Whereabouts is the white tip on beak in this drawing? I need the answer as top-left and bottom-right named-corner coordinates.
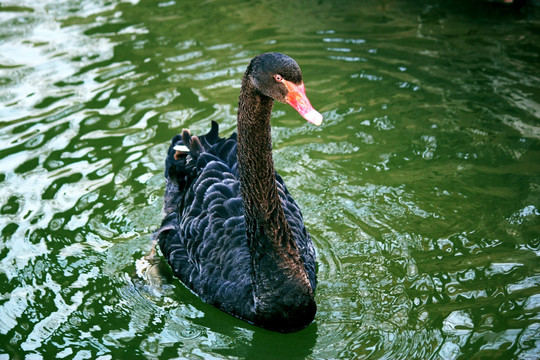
top-left (303, 109), bottom-right (323, 126)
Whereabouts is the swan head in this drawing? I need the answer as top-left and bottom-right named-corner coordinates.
top-left (247, 52), bottom-right (323, 126)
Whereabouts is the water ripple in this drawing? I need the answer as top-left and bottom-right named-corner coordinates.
top-left (1, 0), bottom-right (540, 359)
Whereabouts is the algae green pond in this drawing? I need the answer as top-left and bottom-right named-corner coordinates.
top-left (1, 0), bottom-right (539, 358)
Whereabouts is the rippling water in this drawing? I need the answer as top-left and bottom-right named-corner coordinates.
top-left (1, 0), bottom-right (539, 358)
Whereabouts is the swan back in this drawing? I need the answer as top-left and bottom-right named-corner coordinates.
top-left (157, 121), bottom-right (316, 327)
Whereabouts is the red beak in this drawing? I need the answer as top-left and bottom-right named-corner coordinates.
top-left (283, 80), bottom-right (323, 126)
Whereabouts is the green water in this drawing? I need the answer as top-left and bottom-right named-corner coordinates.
top-left (1, 0), bottom-right (539, 358)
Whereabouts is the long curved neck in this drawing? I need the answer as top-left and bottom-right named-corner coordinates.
top-left (236, 75), bottom-right (312, 311)
top-left (237, 75), bottom-right (292, 251)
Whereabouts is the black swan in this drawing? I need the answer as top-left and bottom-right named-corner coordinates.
top-left (156, 53), bottom-right (322, 333)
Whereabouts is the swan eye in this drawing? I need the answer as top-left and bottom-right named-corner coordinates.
top-left (274, 74), bottom-right (283, 82)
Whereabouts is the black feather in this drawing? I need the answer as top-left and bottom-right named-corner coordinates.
top-left (156, 53), bottom-right (318, 333)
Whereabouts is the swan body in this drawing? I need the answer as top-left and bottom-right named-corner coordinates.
top-left (156, 53), bottom-right (322, 332)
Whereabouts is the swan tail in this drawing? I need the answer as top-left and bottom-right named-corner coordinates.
top-left (163, 121), bottom-right (224, 214)
top-left (166, 122), bottom-right (222, 185)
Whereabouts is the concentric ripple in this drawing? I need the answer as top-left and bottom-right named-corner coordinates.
top-left (1, 0), bottom-right (539, 359)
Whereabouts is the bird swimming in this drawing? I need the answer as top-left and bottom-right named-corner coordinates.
top-left (155, 52), bottom-right (322, 332)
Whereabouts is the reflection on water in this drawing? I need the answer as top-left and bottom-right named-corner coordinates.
top-left (1, 0), bottom-right (539, 358)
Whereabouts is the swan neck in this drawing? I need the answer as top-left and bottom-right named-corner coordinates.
top-left (235, 73), bottom-right (315, 329)
top-left (236, 77), bottom-right (284, 240)
top-left (236, 76), bottom-right (308, 268)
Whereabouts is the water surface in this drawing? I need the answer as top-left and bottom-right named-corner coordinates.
top-left (1, 0), bottom-right (539, 358)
